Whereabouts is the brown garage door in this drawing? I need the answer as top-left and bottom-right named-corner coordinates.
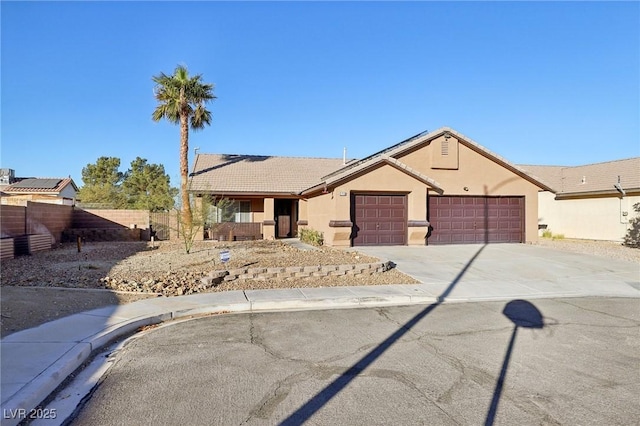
top-left (428, 196), bottom-right (524, 244)
top-left (352, 194), bottom-right (407, 246)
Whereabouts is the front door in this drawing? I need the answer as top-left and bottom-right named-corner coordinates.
top-left (275, 199), bottom-right (292, 238)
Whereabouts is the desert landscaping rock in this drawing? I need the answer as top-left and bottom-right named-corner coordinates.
top-left (534, 238), bottom-right (640, 263)
top-left (0, 240), bottom-right (417, 335)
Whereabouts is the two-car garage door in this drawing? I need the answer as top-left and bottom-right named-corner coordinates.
top-left (428, 196), bottom-right (524, 244)
top-left (352, 194), bottom-right (524, 246)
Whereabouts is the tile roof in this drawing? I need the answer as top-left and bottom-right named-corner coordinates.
top-left (3, 178), bottom-right (77, 194)
top-left (519, 157), bottom-right (640, 196)
top-left (190, 127), bottom-right (557, 195)
top-left (189, 154), bottom-right (346, 194)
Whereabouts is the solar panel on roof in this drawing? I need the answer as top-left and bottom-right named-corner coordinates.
top-left (11, 178), bottom-right (61, 189)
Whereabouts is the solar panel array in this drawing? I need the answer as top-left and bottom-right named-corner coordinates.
top-left (10, 178), bottom-right (62, 189)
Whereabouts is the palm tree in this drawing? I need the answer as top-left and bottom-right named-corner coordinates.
top-left (152, 65), bottom-right (216, 246)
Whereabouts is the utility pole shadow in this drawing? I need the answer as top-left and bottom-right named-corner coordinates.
top-left (484, 299), bottom-right (544, 426)
top-left (280, 243), bottom-right (487, 426)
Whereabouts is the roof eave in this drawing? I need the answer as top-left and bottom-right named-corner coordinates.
top-left (555, 188), bottom-right (640, 199)
top-left (189, 189), bottom-right (303, 198)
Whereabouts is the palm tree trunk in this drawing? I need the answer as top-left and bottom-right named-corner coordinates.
top-left (180, 112), bottom-right (192, 236)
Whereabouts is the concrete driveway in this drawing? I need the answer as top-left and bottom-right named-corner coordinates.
top-left (354, 244), bottom-right (640, 301)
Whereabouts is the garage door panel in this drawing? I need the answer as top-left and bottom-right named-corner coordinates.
top-left (377, 209), bottom-right (390, 218)
top-left (364, 209), bottom-right (377, 218)
top-left (362, 223), bottom-right (376, 231)
top-left (392, 222), bottom-right (405, 232)
top-left (378, 222), bottom-right (391, 231)
top-left (429, 196), bottom-right (523, 245)
top-left (486, 220), bottom-right (498, 229)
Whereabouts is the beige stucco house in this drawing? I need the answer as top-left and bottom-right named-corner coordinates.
top-left (0, 177), bottom-right (78, 206)
top-left (189, 127), bottom-right (553, 246)
top-left (520, 158), bottom-right (640, 242)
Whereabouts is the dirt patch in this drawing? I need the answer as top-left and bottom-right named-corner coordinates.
top-left (0, 240), bottom-right (415, 336)
top-left (0, 287), bottom-right (156, 337)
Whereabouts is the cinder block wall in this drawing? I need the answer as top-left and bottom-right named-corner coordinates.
top-left (0, 205), bottom-right (26, 237)
top-left (27, 202), bottom-right (73, 244)
top-left (72, 209), bottom-right (151, 240)
top-left (72, 209), bottom-right (149, 229)
top-left (0, 203), bottom-right (72, 245)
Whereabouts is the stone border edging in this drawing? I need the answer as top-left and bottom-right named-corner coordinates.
top-left (200, 261), bottom-right (394, 286)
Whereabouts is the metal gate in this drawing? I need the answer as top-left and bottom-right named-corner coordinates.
top-left (149, 212), bottom-right (171, 240)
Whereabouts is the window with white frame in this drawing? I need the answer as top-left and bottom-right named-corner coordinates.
top-left (211, 200), bottom-right (252, 223)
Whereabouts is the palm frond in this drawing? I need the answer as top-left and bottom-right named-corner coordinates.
top-left (191, 104), bottom-right (212, 130)
top-left (152, 64), bottom-right (215, 128)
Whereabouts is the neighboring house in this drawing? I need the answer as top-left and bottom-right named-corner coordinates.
top-left (0, 171), bottom-right (79, 206)
top-left (520, 158), bottom-right (640, 242)
top-left (189, 127), bottom-right (553, 247)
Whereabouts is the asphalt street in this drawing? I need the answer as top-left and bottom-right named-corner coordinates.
top-left (68, 297), bottom-right (640, 426)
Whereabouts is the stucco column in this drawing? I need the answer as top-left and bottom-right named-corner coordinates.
top-left (297, 199), bottom-right (308, 227)
top-left (408, 187), bottom-right (429, 245)
top-left (328, 190), bottom-right (352, 247)
top-left (263, 197), bottom-right (275, 240)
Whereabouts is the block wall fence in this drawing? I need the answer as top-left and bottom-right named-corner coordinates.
top-left (0, 204), bottom-right (174, 246)
top-left (0, 203), bottom-right (73, 244)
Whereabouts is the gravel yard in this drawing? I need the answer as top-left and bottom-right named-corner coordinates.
top-left (0, 239), bottom-right (416, 336)
top-left (534, 237), bottom-right (640, 263)
top-left (0, 239), bottom-right (416, 296)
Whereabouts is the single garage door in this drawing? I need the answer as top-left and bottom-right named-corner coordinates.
top-left (352, 194), bottom-right (407, 246)
top-left (428, 196), bottom-right (524, 244)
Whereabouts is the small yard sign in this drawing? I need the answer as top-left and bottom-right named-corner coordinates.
top-left (220, 249), bottom-right (230, 263)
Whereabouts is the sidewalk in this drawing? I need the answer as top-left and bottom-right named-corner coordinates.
top-left (2, 243), bottom-right (639, 426)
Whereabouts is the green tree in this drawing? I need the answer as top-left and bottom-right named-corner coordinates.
top-left (77, 156), bottom-right (126, 207)
top-left (151, 65), bottom-right (216, 251)
top-left (623, 202), bottom-right (640, 248)
top-left (122, 157), bottom-right (178, 211)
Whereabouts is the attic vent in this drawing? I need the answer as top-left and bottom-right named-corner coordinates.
top-left (441, 139), bottom-right (449, 156)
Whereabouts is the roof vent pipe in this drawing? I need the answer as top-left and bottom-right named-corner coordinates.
top-left (343, 147), bottom-right (347, 165)
top-left (615, 175), bottom-right (626, 197)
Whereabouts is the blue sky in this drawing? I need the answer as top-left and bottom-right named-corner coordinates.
top-left (2, 1), bottom-right (638, 188)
